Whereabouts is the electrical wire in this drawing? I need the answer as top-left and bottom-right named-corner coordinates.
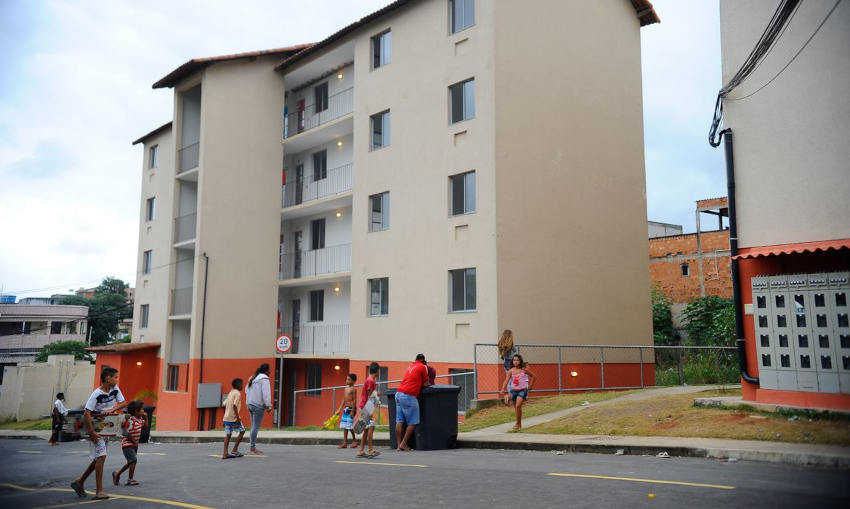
top-left (729, 0), bottom-right (843, 101)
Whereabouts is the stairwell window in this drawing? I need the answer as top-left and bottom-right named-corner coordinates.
top-left (371, 110), bottom-right (391, 149)
top-left (143, 250), bottom-right (152, 275)
top-left (450, 171), bottom-right (475, 215)
top-left (449, 78), bottom-right (475, 124)
top-left (372, 30), bottom-right (392, 69)
top-left (369, 192), bottom-right (390, 232)
top-left (450, 0), bottom-right (474, 34)
top-left (449, 267), bottom-right (476, 312)
top-left (149, 145), bottom-right (158, 169)
top-left (140, 304), bottom-right (149, 328)
top-left (368, 277), bottom-right (389, 316)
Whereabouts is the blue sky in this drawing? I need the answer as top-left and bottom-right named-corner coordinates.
top-left (0, 0), bottom-right (726, 298)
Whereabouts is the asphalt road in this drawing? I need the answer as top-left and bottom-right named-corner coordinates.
top-left (0, 439), bottom-right (847, 508)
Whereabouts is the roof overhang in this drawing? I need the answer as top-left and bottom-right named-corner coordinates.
top-left (132, 122), bottom-right (172, 146)
top-left (734, 239), bottom-right (850, 260)
top-left (86, 342), bottom-right (161, 354)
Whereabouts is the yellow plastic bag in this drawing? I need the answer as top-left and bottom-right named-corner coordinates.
top-left (322, 413), bottom-right (340, 430)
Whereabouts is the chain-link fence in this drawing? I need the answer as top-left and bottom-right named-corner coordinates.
top-left (473, 343), bottom-right (739, 400)
top-left (288, 372), bottom-right (474, 428)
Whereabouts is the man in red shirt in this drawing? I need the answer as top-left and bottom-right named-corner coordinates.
top-left (394, 354), bottom-right (431, 451)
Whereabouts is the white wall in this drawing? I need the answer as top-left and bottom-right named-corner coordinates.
top-left (282, 207), bottom-right (352, 253)
top-left (0, 356), bottom-right (95, 421)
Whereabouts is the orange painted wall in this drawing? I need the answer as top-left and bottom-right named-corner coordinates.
top-left (93, 349), bottom-right (158, 407)
top-left (738, 247), bottom-right (850, 410)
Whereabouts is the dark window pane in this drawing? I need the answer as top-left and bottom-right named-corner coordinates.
top-left (756, 296), bottom-right (766, 308)
top-left (451, 174), bottom-right (465, 215)
top-left (779, 334), bottom-right (788, 348)
top-left (821, 356), bottom-right (832, 370)
top-left (310, 290), bottom-right (324, 321)
top-left (841, 335), bottom-right (850, 348)
top-left (780, 354), bottom-right (790, 368)
top-left (819, 335), bottom-right (829, 348)
top-left (465, 268), bottom-right (476, 310)
top-left (798, 335), bottom-right (808, 348)
top-left (796, 315), bottom-right (806, 327)
top-left (451, 270), bottom-right (464, 311)
top-left (315, 83), bottom-right (328, 112)
top-left (836, 292), bottom-right (847, 307)
top-left (838, 314), bottom-right (849, 328)
top-left (760, 335), bottom-right (769, 347)
top-left (817, 314), bottom-right (828, 327)
top-left (775, 295), bottom-right (785, 308)
top-left (776, 315), bottom-right (786, 327)
top-left (313, 150), bottom-right (327, 180)
top-left (815, 294), bottom-right (825, 307)
top-left (762, 354), bottom-right (771, 367)
top-left (800, 355), bottom-right (811, 369)
top-left (450, 83), bottom-right (464, 123)
top-left (758, 315), bottom-right (768, 327)
top-left (843, 356), bottom-right (850, 370)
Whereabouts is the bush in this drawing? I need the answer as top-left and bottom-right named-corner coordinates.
top-left (651, 286), bottom-right (676, 345)
top-left (35, 340), bottom-right (92, 362)
top-left (682, 296), bottom-right (735, 347)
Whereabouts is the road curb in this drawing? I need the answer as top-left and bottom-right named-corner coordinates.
top-left (3, 432), bottom-right (847, 469)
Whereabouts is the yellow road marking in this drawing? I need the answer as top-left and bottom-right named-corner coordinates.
top-left (335, 460), bottom-right (427, 468)
top-left (547, 473), bottom-right (735, 490)
top-left (18, 450), bottom-right (43, 454)
top-left (0, 483), bottom-right (216, 508)
top-left (138, 452), bottom-right (166, 456)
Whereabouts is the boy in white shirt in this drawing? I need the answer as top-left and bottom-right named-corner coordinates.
top-left (71, 366), bottom-right (128, 500)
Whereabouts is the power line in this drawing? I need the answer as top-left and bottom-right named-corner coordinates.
top-left (729, 0), bottom-right (843, 101)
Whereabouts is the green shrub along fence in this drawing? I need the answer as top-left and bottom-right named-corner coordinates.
top-left (654, 347), bottom-right (739, 386)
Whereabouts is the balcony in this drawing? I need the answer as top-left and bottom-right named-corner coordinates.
top-left (174, 213), bottom-right (196, 244)
top-left (284, 87), bottom-right (353, 140)
top-left (177, 142), bottom-right (199, 175)
top-left (171, 287), bottom-right (192, 316)
top-left (278, 324), bottom-right (350, 355)
top-left (279, 243), bottom-right (351, 281)
top-left (283, 163), bottom-right (352, 209)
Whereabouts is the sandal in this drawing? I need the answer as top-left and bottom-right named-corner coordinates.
top-left (230, 452), bottom-right (244, 458)
top-left (112, 471), bottom-right (120, 486)
top-left (93, 494), bottom-right (110, 500)
top-left (367, 451), bottom-right (381, 458)
top-left (355, 452), bottom-right (369, 458)
top-left (126, 480), bottom-right (139, 486)
top-left (70, 481), bottom-right (86, 498)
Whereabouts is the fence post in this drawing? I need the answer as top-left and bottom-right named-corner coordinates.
top-left (557, 346), bottom-right (563, 395)
top-left (292, 393), bottom-right (297, 428)
top-left (473, 344), bottom-right (478, 402)
top-left (639, 347), bottom-right (644, 388)
top-left (600, 347), bottom-right (605, 389)
top-left (331, 387), bottom-right (336, 415)
top-left (678, 346), bottom-right (684, 385)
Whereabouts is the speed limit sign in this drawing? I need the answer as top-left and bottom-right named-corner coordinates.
top-left (275, 334), bottom-right (292, 354)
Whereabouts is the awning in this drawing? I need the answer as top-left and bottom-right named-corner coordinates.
top-left (86, 342), bottom-right (161, 353)
top-left (734, 238), bottom-right (850, 259)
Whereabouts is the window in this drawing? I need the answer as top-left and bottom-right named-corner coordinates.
top-left (369, 192), bottom-right (390, 232)
top-left (140, 304), bottom-right (149, 328)
top-left (310, 290), bottom-right (324, 322)
top-left (306, 363), bottom-right (322, 397)
top-left (167, 365), bottom-right (179, 391)
top-left (819, 335), bottom-right (829, 348)
top-left (760, 335), bottom-right (769, 347)
top-left (371, 110), bottom-right (390, 149)
top-left (821, 356), bottom-right (832, 370)
top-left (815, 294), bottom-right (825, 307)
top-left (372, 30), bottom-right (392, 68)
top-left (312, 150), bottom-right (327, 181)
top-left (780, 354), bottom-right (790, 368)
top-left (311, 219), bottom-right (325, 250)
top-left (837, 292), bottom-right (847, 307)
top-left (449, 267), bottom-right (476, 312)
top-left (149, 145), bottom-right (158, 169)
top-left (143, 250), bottom-right (152, 275)
top-left (450, 171), bottom-right (476, 215)
top-left (762, 354), bottom-right (771, 367)
top-left (146, 197), bottom-right (156, 222)
top-left (775, 295), bottom-right (785, 308)
top-left (368, 278), bottom-right (389, 316)
top-left (450, 0), bottom-right (474, 33)
top-left (798, 335), bottom-right (808, 348)
top-left (800, 355), bottom-right (811, 369)
top-left (680, 263), bottom-right (689, 277)
top-left (449, 78), bottom-right (475, 123)
top-left (778, 334), bottom-right (788, 348)
top-left (314, 82), bottom-right (328, 112)
top-left (50, 322), bottom-right (62, 334)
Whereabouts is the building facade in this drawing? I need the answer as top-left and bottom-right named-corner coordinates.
top-left (0, 303), bottom-right (89, 374)
top-left (125, 0), bottom-right (659, 430)
top-left (719, 0), bottom-right (850, 409)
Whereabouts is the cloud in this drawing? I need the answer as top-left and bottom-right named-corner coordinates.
top-left (3, 140), bottom-right (75, 179)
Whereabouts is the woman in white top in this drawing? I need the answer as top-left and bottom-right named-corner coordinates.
top-left (245, 363), bottom-right (272, 455)
top-left (48, 393), bottom-right (68, 445)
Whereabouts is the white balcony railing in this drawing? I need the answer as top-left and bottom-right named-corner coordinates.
top-left (279, 243), bottom-right (351, 281)
top-left (283, 87), bottom-right (354, 139)
top-left (282, 163), bottom-right (352, 208)
top-left (278, 324), bottom-right (349, 355)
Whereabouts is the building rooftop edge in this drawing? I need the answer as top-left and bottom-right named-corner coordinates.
top-left (132, 121), bottom-right (172, 146)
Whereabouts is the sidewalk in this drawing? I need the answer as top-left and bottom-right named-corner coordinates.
top-left (3, 385), bottom-right (848, 469)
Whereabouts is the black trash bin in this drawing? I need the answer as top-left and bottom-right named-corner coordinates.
top-left (387, 385), bottom-right (460, 450)
top-left (140, 406), bottom-right (155, 443)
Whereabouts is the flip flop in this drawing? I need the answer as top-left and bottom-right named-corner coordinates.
top-left (355, 452), bottom-right (368, 458)
top-left (222, 454), bottom-right (237, 459)
top-left (230, 452), bottom-right (244, 458)
top-left (367, 451), bottom-right (381, 458)
top-left (126, 480), bottom-right (139, 486)
top-left (70, 481), bottom-right (86, 498)
top-left (112, 471), bottom-right (120, 486)
top-left (93, 494), bottom-right (110, 500)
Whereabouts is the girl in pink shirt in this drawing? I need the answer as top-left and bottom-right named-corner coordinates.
top-left (499, 354), bottom-right (535, 430)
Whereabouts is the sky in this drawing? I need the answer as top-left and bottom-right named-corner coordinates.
top-left (0, 0), bottom-right (726, 299)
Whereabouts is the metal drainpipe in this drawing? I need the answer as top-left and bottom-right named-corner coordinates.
top-left (200, 252), bottom-right (209, 384)
top-left (723, 129), bottom-right (759, 384)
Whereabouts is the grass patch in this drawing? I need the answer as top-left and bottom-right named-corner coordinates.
top-left (0, 418), bottom-right (52, 430)
top-left (524, 389), bottom-right (850, 445)
top-left (459, 391), bottom-right (636, 432)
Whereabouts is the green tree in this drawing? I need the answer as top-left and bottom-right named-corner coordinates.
top-left (651, 286), bottom-right (676, 345)
top-left (681, 296), bottom-right (735, 346)
top-left (35, 340), bottom-right (92, 362)
top-left (58, 277), bottom-right (130, 346)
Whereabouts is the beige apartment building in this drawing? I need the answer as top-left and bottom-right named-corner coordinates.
top-left (716, 0), bottom-right (850, 410)
top-left (125, 0), bottom-right (658, 430)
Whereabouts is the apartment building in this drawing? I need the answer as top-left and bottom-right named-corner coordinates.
top-left (124, 0), bottom-right (658, 430)
top-left (0, 303), bottom-right (89, 370)
top-left (717, 0), bottom-right (850, 409)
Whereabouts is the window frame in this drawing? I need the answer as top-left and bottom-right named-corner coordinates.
top-left (143, 250), bottom-right (152, 275)
top-left (368, 192), bottom-right (390, 232)
top-left (166, 364), bottom-right (179, 391)
top-left (312, 150), bottom-right (327, 181)
top-left (370, 110), bottom-right (391, 150)
top-left (309, 290), bottom-right (324, 322)
top-left (449, 0), bottom-right (475, 34)
top-left (146, 197), bottom-right (156, 222)
top-left (149, 145), bottom-right (159, 169)
top-left (371, 29), bottom-right (392, 69)
top-left (450, 170), bottom-right (476, 216)
top-left (314, 82), bottom-right (329, 112)
top-left (140, 304), bottom-right (149, 328)
top-left (449, 78), bottom-right (475, 124)
top-left (368, 277), bottom-right (389, 317)
top-left (681, 263), bottom-right (690, 277)
top-left (449, 267), bottom-right (477, 312)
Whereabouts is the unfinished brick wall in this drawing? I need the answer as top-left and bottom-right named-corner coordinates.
top-left (649, 230), bottom-right (732, 303)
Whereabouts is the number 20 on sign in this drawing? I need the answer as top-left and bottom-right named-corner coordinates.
top-left (276, 334), bottom-right (292, 354)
